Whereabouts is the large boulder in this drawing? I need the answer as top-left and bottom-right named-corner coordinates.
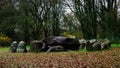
top-left (79, 39), bottom-right (87, 49)
top-left (42, 36), bottom-right (80, 51)
top-left (30, 40), bottom-right (43, 52)
top-left (10, 41), bottom-right (18, 53)
top-left (17, 41), bottom-right (27, 53)
top-left (86, 39), bottom-right (97, 51)
top-left (62, 38), bottom-right (80, 50)
top-left (100, 39), bottom-right (111, 50)
top-left (42, 36), bottom-right (56, 46)
top-left (92, 41), bottom-right (101, 51)
top-left (47, 46), bottom-right (64, 52)
top-left (86, 39), bottom-right (111, 51)
top-left (42, 36), bottom-right (56, 51)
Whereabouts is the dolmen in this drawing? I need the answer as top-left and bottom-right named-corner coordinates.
top-left (42, 36), bottom-right (80, 52)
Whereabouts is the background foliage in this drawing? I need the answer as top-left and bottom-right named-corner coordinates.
top-left (0, 0), bottom-right (120, 44)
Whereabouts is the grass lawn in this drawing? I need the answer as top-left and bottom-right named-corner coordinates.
top-left (111, 43), bottom-right (120, 47)
top-left (0, 45), bottom-right (30, 52)
top-left (0, 46), bottom-right (9, 52)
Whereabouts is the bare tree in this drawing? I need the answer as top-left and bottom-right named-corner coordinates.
top-left (67, 0), bottom-right (98, 39)
top-left (66, 0), bottom-right (119, 41)
top-left (50, 0), bottom-right (65, 36)
top-left (25, 0), bottom-right (52, 39)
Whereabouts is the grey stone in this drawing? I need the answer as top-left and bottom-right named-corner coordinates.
top-left (10, 41), bottom-right (18, 53)
top-left (79, 39), bottom-right (87, 49)
top-left (30, 40), bottom-right (43, 52)
top-left (86, 39), bottom-right (97, 51)
top-left (89, 39), bottom-right (97, 44)
top-left (17, 41), bottom-right (27, 53)
top-left (92, 41), bottom-right (101, 51)
top-left (101, 39), bottom-right (111, 50)
top-left (86, 39), bottom-right (111, 51)
top-left (47, 46), bottom-right (64, 52)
